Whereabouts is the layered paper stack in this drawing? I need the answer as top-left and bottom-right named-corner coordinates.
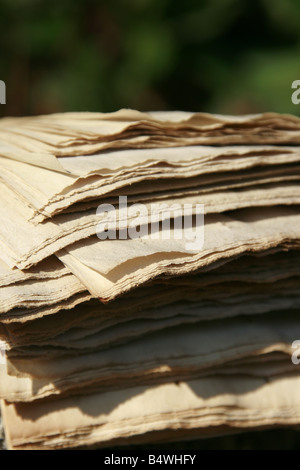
top-left (0, 110), bottom-right (300, 449)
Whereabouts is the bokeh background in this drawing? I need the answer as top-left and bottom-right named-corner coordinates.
top-left (1, 0), bottom-right (300, 117)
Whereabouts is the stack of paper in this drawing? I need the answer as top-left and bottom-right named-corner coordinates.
top-left (0, 109), bottom-right (300, 450)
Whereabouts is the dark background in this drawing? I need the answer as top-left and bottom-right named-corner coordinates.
top-left (1, 0), bottom-right (300, 117)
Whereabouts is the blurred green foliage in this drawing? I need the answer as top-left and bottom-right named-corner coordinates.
top-left (1, 0), bottom-right (300, 116)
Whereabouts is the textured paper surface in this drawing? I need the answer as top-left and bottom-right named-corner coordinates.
top-left (2, 310), bottom-right (300, 402)
top-left (1, 109), bottom-right (300, 450)
top-left (3, 373), bottom-right (300, 449)
top-left (58, 207), bottom-right (300, 300)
